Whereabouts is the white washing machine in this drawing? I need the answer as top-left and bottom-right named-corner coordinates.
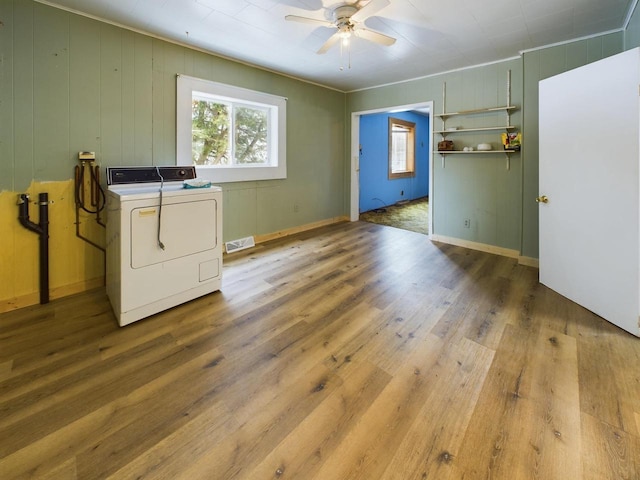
top-left (106, 166), bottom-right (222, 326)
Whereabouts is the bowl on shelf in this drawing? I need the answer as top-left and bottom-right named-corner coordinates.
top-left (477, 143), bottom-right (492, 151)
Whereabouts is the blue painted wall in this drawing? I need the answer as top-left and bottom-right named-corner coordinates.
top-left (359, 111), bottom-right (429, 213)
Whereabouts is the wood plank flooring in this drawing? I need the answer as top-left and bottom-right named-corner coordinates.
top-left (1, 221), bottom-right (639, 479)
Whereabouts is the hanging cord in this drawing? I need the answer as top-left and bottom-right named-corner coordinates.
top-left (156, 166), bottom-right (166, 250)
top-left (92, 166), bottom-right (106, 227)
top-left (75, 163), bottom-right (106, 214)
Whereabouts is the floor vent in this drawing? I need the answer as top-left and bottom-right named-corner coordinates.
top-left (225, 236), bottom-right (255, 254)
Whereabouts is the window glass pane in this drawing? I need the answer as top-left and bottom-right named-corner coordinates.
top-left (235, 105), bottom-right (269, 165)
top-left (388, 118), bottom-right (415, 179)
top-left (191, 97), bottom-right (231, 165)
top-left (391, 130), bottom-right (408, 172)
top-left (178, 75), bottom-right (287, 182)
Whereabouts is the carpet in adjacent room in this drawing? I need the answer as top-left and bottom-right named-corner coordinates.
top-left (359, 196), bottom-right (429, 235)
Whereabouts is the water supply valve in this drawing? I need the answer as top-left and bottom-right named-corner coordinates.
top-left (78, 151), bottom-right (96, 162)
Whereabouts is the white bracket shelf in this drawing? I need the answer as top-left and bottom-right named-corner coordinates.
top-left (436, 150), bottom-right (520, 170)
top-left (435, 125), bottom-right (518, 136)
top-left (434, 105), bottom-right (518, 118)
top-left (436, 70), bottom-right (519, 171)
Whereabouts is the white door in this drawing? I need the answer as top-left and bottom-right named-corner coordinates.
top-left (538, 48), bottom-right (640, 337)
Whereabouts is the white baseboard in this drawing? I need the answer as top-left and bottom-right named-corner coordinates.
top-left (430, 234), bottom-right (540, 269)
top-left (429, 234), bottom-right (519, 259)
top-left (518, 256), bottom-right (540, 268)
top-left (232, 216), bottom-right (350, 251)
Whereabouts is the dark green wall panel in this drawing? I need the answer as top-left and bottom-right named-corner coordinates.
top-left (2, 0), bottom-right (346, 244)
top-left (33, 3), bottom-right (70, 181)
top-left (69, 15), bottom-right (101, 161)
top-left (602, 33), bottom-right (624, 56)
top-left (133, 34), bottom-right (153, 165)
top-left (626, 3), bottom-right (640, 49)
top-left (565, 42), bottom-right (588, 71)
top-left (120, 30), bottom-right (136, 166)
top-left (2, 0), bottom-right (638, 262)
top-left (0, 0), bottom-right (14, 190)
top-left (160, 43), bottom-right (184, 165)
top-left (100, 24), bottom-right (124, 165)
top-left (12, 0), bottom-right (34, 190)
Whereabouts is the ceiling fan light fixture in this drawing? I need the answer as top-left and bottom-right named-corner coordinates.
top-left (286, 0), bottom-right (395, 62)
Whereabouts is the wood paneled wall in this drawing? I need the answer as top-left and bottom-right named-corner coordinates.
top-left (0, 1), bottom-right (346, 309)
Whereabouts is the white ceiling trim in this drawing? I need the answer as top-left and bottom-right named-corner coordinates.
top-left (518, 28), bottom-right (625, 56)
top-left (33, 0), bottom-right (346, 93)
top-left (347, 55), bottom-right (522, 94)
top-left (32, 0), bottom-right (638, 92)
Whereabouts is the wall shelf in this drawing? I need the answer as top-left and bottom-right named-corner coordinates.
top-left (435, 70), bottom-right (520, 171)
top-left (437, 149), bottom-right (519, 154)
top-left (434, 105), bottom-right (518, 118)
top-left (436, 149), bottom-right (519, 170)
top-left (435, 125), bottom-right (517, 136)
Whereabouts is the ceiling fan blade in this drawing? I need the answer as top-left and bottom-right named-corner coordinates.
top-left (317, 32), bottom-right (342, 54)
top-left (285, 15), bottom-right (333, 27)
top-left (354, 27), bottom-right (396, 46)
top-left (351, 0), bottom-right (391, 22)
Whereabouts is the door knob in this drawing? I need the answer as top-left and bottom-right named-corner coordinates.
top-left (536, 195), bottom-right (549, 204)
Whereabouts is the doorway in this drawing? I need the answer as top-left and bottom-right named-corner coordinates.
top-left (350, 101), bottom-right (434, 237)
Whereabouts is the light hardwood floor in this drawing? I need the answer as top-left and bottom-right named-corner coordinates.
top-left (1, 221), bottom-right (639, 479)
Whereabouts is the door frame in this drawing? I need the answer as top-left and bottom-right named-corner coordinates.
top-left (350, 100), bottom-right (434, 237)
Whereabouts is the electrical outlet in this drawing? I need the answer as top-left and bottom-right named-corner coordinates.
top-left (293, 204), bottom-right (299, 213)
top-left (464, 219), bottom-right (471, 228)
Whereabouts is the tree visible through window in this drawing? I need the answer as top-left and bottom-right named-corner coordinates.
top-left (235, 106), bottom-right (268, 164)
top-left (177, 74), bottom-right (287, 183)
top-left (389, 118), bottom-right (416, 179)
top-left (192, 99), bottom-right (229, 165)
top-left (191, 96), bottom-right (268, 166)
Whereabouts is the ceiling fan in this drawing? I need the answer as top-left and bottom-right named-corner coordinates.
top-left (285, 0), bottom-right (396, 54)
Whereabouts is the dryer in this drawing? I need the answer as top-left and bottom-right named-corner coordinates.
top-left (106, 166), bottom-right (222, 326)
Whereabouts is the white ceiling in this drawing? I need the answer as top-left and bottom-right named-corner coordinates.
top-left (39, 0), bottom-right (635, 91)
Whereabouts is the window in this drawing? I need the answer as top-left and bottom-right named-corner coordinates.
top-left (388, 118), bottom-right (416, 179)
top-left (177, 75), bottom-right (286, 183)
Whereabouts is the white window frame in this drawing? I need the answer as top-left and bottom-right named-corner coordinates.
top-left (177, 74), bottom-right (287, 183)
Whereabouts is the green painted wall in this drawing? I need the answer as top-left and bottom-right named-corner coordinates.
top-left (626, 1), bottom-right (640, 49)
top-left (0, 0), bottom-right (347, 242)
top-left (348, 59), bottom-right (523, 252)
top-left (347, 29), bottom-right (628, 259)
top-left (1, 0), bottom-right (638, 296)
